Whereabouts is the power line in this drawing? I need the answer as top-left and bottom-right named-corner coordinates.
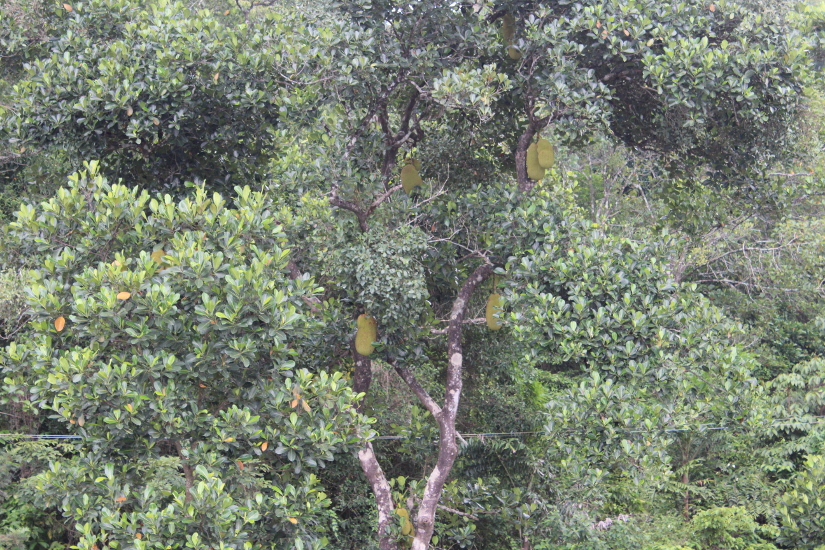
top-left (0, 434), bottom-right (81, 439)
top-left (3, 416), bottom-right (824, 442)
top-left (376, 415), bottom-right (825, 440)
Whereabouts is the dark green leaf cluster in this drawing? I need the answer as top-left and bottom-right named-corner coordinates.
top-left (0, 162), bottom-right (371, 549)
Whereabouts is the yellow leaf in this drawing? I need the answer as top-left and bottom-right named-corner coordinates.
top-left (290, 399), bottom-right (298, 408)
top-left (126, 106), bottom-right (133, 116)
top-left (63, 3), bottom-right (72, 11)
top-left (151, 249), bottom-right (165, 264)
top-left (223, 437), bottom-right (234, 442)
top-left (213, 72), bottom-right (220, 83)
top-left (125, 404), bottom-right (133, 413)
top-left (709, 3), bottom-right (716, 11)
top-left (77, 415), bottom-right (85, 426)
top-left (54, 316), bottom-right (66, 331)
top-left (261, 441), bottom-right (268, 451)
top-left (117, 291), bottom-right (131, 300)
top-left (301, 399), bottom-right (311, 412)
top-left (116, 496), bottom-right (127, 503)
top-left (646, 38), bottom-right (655, 46)
top-left (135, 533), bottom-right (142, 540)
top-left (288, 518), bottom-right (298, 524)
top-left (224, 9), bottom-right (230, 15)
top-left (69, 418), bottom-right (76, 424)
top-left (152, 117), bottom-right (160, 125)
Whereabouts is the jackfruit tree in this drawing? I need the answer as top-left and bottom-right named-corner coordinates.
top-left (0, 0), bottom-right (821, 549)
top-left (268, 1), bottom-right (811, 548)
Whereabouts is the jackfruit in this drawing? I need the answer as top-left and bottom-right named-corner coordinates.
top-left (355, 314), bottom-right (377, 355)
top-left (537, 138), bottom-right (555, 168)
top-left (526, 142), bottom-right (545, 180)
top-left (401, 164), bottom-right (423, 194)
top-left (486, 293), bottom-right (503, 330)
top-left (501, 13), bottom-right (516, 42)
top-left (406, 157), bottom-right (422, 172)
top-left (507, 45), bottom-right (522, 60)
top-left (396, 508), bottom-right (415, 542)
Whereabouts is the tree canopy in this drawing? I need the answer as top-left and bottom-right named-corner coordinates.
top-left (1, 0), bottom-right (825, 549)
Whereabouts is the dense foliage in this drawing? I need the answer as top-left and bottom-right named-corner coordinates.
top-left (1, 0), bottom-right (825, 549)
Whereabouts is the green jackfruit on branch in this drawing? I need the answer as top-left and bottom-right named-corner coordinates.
top-left (537, 138), bottom-right (555, 168)
top-left (401, 163), bottom-right (423, 194)
top-left (486, 293), bottom-right (503, 330)
top-left (355, 314), bottom-right (377, 355)
top-left (501, 13), bottom-right (515, 42)
top-left (501, 13), bottom-right (521, 60)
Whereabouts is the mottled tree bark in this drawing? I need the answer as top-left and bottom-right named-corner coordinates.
top-left (359, 439), bottom-right (399, 550)
top-left (410, 263), bottom-right (494, 550)
top-left (353, 344), bottom-right (399, 550)
top-left (515, 126), bottom-right (537, 193)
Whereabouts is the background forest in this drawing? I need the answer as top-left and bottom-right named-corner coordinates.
top-left (2, 0), bottom-right (825, 549)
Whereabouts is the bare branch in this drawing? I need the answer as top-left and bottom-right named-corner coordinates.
top-left (366, 184), bottom-right (404, 218)
top-left (437, 504), bottom-right (479, 521)
top-left (393, 361), bottom-right (442, 418)
top-left (430, 317), bottom-right (487, 334)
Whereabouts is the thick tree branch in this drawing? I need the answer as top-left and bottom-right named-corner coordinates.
top-left (351, 345), bottom-right (373, 414)
top-left (411, 262), bottom-right (494, 550)
top-left (366, 184), bottom-right (404, 218)
top-left (174, 440), bottom-right (195, 503)
top-left (358, 441), bottom-right (399, 550)
top-left (393, 89), bottom-right (420, 145)
top-left (345, 78), bottom-right (405, 159)
top-left (352, 346), bottom-right (397, 550)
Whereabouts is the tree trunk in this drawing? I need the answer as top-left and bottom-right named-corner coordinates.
top-left (359, 440), bottom-right (399, 550)
top-left (352, 344), bottom-right (399, 550)
top-left (410, 263), bottom-right (494, 550)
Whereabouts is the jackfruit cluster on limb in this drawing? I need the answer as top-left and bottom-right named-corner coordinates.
top-left (524, 137), bottom-right (556, 182)
top-left (400, 158), bottom-right (423, 193)
top-left (355, 314), bottom-right (377, 355)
